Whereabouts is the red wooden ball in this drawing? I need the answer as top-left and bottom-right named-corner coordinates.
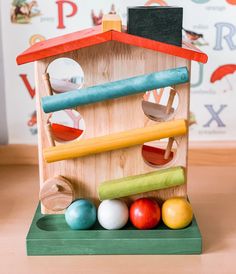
top-left (129, 198), bottom-right (161, 229)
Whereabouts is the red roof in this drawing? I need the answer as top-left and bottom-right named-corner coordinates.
top-left (16, 26), bottom-right (208, 65)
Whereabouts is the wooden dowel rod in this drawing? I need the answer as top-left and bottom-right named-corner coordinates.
top-left (42, 67), bottom-right (189, 113)
top-left (42, 73), bottom-right (53, 96)
top-left (166, 89), bottom-right (176, 114)
top-left (164, 137), bottom-right (175, 160)
top-left (98, 166), bottom-right (185, 200)
top-left (164, 89), bottom-right (177, 160)
top-left (43, 119), bottom-right (187, 163)
top-left (45, 123), bottom-right (55, 147)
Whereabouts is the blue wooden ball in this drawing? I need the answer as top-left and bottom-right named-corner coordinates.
top-left (65, 199), bottom-right (96, 230)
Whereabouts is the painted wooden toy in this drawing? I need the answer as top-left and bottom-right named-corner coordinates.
top-left (130, 198), bottom-right (161, 229)
top-left (65, 199), bottom-right (97, 230)
top-left (98, 199), bottom-right (129, 230)
top-left (162, 197), bottom-right (193, 229)
top-left (17, 6), bottom-right (208, 255)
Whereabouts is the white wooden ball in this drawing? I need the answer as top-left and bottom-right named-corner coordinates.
top-left (98, 199), bottom-right (129, 230)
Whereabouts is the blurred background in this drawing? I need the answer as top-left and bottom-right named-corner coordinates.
top-left (0, 0), bottom-right (235, 145)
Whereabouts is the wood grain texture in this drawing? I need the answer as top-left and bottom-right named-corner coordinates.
top-left (0, 144), bottom-right (38, 165)
top-left (35, 42), bottom-right (191, 213)
top-left (127, 6), bottom-right (183, 46)
top-left (26, 203), bottom-right (202, 255)
top-left (1, 142), bottom-right (234, 166)
top-left (42, 73), bottom-right (53, 96)
top-left (164, 137), bottom-right (175, 160)
top-left (45, 123), bottom-right (55, 147)
top-left (39, 176), bottom-right (75, 212)
top-left (16, 26), bottom-right (208, 65)
top-left (166, 89), bottom-right (177, 114)
top-left (43, 119), bottom-right (187, 163)
top-left (41, 67), bottom-right (189, 113)
top-left (2, 164), bottom-right (236, 272)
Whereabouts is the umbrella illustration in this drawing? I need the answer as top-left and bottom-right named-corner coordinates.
top-left (210, 64), bottom-right (236, 91)
top-left (226, 0), bottom-right (236, 5)
top-left (145, 0), bottom-right (167, 6)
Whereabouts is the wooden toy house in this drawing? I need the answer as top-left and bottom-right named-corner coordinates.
top-left (17, 12), bottom-right (207, 255)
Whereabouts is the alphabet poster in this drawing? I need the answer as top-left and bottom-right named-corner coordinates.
top-left (0, 0), bottom-right (236, 143)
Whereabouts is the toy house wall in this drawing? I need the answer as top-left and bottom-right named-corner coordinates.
top-left (35, 41), bottom-right (191, 214)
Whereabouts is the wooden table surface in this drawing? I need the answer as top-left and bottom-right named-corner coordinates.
top-left (0, 165), bottom-right (235, 274)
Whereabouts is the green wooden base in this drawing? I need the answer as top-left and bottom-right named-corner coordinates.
top-left (26, 204), bottom-right (202, 255)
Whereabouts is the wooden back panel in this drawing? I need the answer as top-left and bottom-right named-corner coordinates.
top-left (35, 41), bottom-right (190, 214)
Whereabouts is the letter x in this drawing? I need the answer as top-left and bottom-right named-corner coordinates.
top-left (203, 104), bottom-right (227, 127)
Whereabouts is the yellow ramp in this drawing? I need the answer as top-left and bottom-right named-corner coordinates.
top-left (43, 119), bottom-right (187, 163)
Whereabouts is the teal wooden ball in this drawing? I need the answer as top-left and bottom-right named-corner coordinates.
top-left (65, 199), bottom-right (97, 230)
